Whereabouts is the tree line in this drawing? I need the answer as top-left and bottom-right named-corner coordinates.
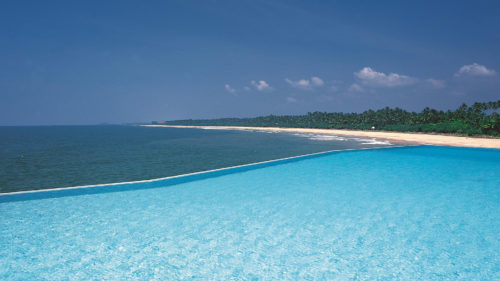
top-left (155, 100), bottom-right (500, 136)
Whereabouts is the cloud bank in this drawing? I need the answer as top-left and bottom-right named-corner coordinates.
top-left (455, 63), bottom-right (496, 77)
top-left (225, 62), bottom-right (496, 98)
top-left (285, 76), bottom-right (324, 90)
top-left (355, 67), bottom-right (417, 87)
top-left (224, 84), bottom-right (236, 94)
top-left (251, 80), bottom-right (273, 92)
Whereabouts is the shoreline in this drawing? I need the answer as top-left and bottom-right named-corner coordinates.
top-left (143, 125), bottom-right (500, 149)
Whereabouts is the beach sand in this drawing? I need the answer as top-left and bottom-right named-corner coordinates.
top-left (143, 125), bottom-right (500, 149)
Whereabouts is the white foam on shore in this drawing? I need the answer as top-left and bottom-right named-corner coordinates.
top-left (253, 130), bottom-right (279, 134)
top-left (291, 133), bottom-right (347, 141)
top-left (288, 132), bottom-right (392, 145)
top-left (353, 138), bottom-right (393, 145)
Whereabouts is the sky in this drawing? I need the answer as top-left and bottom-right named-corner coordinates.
top-left (1, 0), bottom-right (500, 125)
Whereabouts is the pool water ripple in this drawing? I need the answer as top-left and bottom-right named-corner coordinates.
top-left (1, 146), bottom-right (499, 280)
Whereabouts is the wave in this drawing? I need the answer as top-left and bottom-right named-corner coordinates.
top-left (291, 133), bottom-right (348, 141)
top-left (201, 127), bottom-right (392, 145)
top-left (290, 133), bottom-right (392, 145)
top-left (352, 138), bottom-right (392, 145)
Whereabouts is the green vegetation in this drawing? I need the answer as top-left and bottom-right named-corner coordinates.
top-left (156, 100), bottom-right (500, 136)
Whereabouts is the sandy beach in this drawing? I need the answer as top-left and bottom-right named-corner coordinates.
top-left (143, 125), bottom-right (500, 149)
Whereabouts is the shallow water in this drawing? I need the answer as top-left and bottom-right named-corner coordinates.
top-left (1, 146), bottom-right (498, 280)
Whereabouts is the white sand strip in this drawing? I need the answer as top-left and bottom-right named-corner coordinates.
top-left (144, 125), bottom-right (500, 149)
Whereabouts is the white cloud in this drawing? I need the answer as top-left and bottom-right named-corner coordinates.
top-left (426, 79), bottom-right (446, 89)
top-left (224, 84), bottom-right (236, 94)
top-left (455, 63), bottom-right (496, 77)
top-left (251, 80), bottom-right (273, 92)
top-left (285, 76), bottom-right (324, 90)
top-left (286, 97), bottom-right (298, 103)
top-left (348, 83), bottom-right (364, 92)
top-left (354, 67), bottom-right (417, 87)
top-left (243, 86), bottom-right (251, 91)
top-left (311, 76), bottom-right (324, 86)
top-left (285, 78), bottom-right (310, 89)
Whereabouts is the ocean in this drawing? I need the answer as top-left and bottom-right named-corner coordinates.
top-left (0, 125), bottom-right (391, 193)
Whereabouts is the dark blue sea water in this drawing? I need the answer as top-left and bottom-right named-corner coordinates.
top-left (0, 125), bottom-right (392, 193)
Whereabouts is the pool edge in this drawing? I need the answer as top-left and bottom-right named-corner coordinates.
top-left (0, 145), bottom-right (421, 202)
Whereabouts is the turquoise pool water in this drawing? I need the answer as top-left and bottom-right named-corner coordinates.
top-left (1, 146), bottom-right (499, 280)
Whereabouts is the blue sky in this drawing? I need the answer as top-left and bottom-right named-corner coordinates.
top-left (1, 0), bottom-right (499, 125)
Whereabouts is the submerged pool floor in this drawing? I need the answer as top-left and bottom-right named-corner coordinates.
top-left (1, 146), bottom-right (499, 280)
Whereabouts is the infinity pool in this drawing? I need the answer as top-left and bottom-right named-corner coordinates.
top-left (1, 146), bottom-right (499, 280)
